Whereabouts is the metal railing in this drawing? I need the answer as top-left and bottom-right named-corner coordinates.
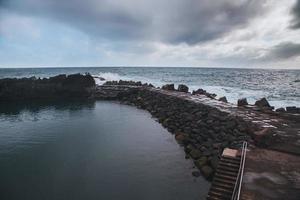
top-left (231, 141), bottom-right (248, 200)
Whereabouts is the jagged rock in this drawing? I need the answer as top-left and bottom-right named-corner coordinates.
top-left (162, 84), bottom-right (175, 91)
top-left (237, 98), bottom-right (248, 106)
top-left (192, 88), bottom-right (216, 99)
top-left (276, 107), bottom-right (285, 112)
top-left (177, 84), bottom-right (189, 93)
top-left (218, 96), bottom-right (228, 103)
top-left (192, 88), bottom-right (206, 95)
top-left (286, 106), bottom-right (300, 113)
top-left (0, 74), bottom-right (95, 101)
top-left (255, 98), bottom-right (271, 108)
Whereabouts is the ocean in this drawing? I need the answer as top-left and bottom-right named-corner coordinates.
top-left (0, 67), bottom-right (299, 199)
top-left (0, 67), bottom-right (299, 108)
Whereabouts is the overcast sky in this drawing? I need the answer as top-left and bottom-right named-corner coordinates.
top-left (0, 0), bottom-right (300, 68)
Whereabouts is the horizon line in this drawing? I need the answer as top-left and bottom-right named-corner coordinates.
top-left (0, 65), bottom-right (299, 70)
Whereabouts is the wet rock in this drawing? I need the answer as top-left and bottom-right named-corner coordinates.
top-left (192, 88), bottom-right (216, 99)
top-left (194, 156), bottom-right (208, 169)
top-left (175, 132), bottom-right (189, 144)
top-left (192, 171), bottom-right (201, 177)
top-left (177, 84), bottom-right (189, 93)
top-left (210, 156), bottom-right (219, 170)
top-left (255, 98), bottom-right (271, 108)
top-left (162, 84), bottom-right (175, 91)
top-left (200, 165), bottom-right (213, 179)
top-left (192, 88), bottom-right (206, 95)
top-left (189, 149), bottom-right (202, 159)
top-left (276, 107), bottom-right (286, 112)
top-left (218, 96), bottom-right (228, 103)
top-left (286, 106), bottom-right (300, 113)
top-left (237, 98), bottom-right (248, 106)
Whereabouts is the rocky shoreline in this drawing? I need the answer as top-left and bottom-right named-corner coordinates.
top-left (0, 74), bottom-right (95, 101)
top-left (1, 75), bottom-right (299, 181)
top-left (94, 80), bottom-right (300, 180)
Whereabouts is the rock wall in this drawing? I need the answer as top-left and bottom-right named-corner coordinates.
top-left (94, 84), bottom-right (257, 180)
top-left (0, 74), bottom-right (95, 101)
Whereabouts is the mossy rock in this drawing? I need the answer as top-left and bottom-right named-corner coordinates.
top-left (189, 149), bottom-right (202, 159)
top-left (194, 156), bottom-right (208, 169)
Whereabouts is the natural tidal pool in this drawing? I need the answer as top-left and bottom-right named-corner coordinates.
top-left (0, 101), bottom-right (209, 200)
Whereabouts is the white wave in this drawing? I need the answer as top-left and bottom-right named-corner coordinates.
top-left (93, 72), bottom-right (129, 85)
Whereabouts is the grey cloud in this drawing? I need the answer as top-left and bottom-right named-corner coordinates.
top-left (217, 42), bottom-right (300, 66)
top-left (1, 0), bottom-right (267, 45)
top-left (265, 42), bottom-right (300, 60)
top-left (291, 0), bottom-right (300, 29)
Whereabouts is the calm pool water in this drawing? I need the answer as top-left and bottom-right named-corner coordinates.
top-left (0, 101), bottom-right (209, 200)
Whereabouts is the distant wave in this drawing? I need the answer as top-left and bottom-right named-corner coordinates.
top-left (93, 72), bottom-right (128, 85)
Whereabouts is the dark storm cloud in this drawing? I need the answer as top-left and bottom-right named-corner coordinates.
top-left (1, 0), bottom-right (267, 45)
top-left (266, 42), bottom-right (300, 60)
top-left (291, 0), bottom-right (300, 28)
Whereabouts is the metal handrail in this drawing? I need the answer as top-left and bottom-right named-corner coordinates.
top-left (231, 141), bottom-right (248, 200)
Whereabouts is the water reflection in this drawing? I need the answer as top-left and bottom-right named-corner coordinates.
top-left (0, 101), bottom-right (209, 200)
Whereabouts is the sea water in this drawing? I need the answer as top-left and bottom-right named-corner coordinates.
top-left (0, 67), bottom-right (299, 108)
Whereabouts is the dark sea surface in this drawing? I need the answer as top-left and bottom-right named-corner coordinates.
top-left (0, 67), bottom-right (299, 108)
top-left (0, 101), bottom-right (209, 200)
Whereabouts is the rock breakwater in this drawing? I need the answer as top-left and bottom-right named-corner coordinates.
top-left (94, 80), bottom-right (300, 180)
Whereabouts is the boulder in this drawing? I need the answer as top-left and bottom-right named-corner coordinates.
top-left (286, 106), bottom-right (300, 113)
top-left (200, 165), bottom-right (213, 179)
top-left (192, 88), bottom-right (206, 95)
top-left (237, 98), bottom-right (248, 106)
top-left (218, 96), bottom-right (228, 103)
top-left (175, 132), bottom-right (188, 144)
top-left (177, 84), bottom-right (189, 93)
top-left (189, 149), bottom-right (202, 159)
top-left (162, 84), bottom-right (175, 91)
top-left (194, 156), bottom-right (208, 169)
top-left (192, 88), bottom-right (216, 99)
top-left (275, 107), bottom-right (285, 112)
top-left (255, 98), bottom-right (271, 108)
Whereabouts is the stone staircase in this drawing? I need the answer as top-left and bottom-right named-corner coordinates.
top-left (207, 155), bottom-right (241, 200)
top-left (207, 143), bottom-right (247, 200)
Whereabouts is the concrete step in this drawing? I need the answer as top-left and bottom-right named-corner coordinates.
top-left (215, 168), bottom-right (238, 177)
top-left (214, 173), bottom-right (237, 181)
top-left (217, 165), bottom-right (239, 173)
top-left (207, 190), bottom-right (232, 200)
top-left (211, 181), bottom-right (235, 190)
top-left (221, 157), bottom-right (241, 164)
top-left (218, 161), bottom-right (240, 168)
top-left (213, 177), bottom-right (236, 186)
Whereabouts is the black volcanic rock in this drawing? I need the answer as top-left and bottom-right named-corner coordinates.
top-left (177, 84), bottom-right (189, 93)
top-left (192, 88), bottom-right (216, 99)
top-left (218, 96), bottom-right (228, 103)
top-left (162, 84), bottom-right (175, 91)
top-left (286, 106), bottom-right (300, 113)
top-left (255, 98), bottom-right (271, 108)
top-left (237, 98), bottom-right (248, 106)
top-left (0, 73), bottom-right (95, 101)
